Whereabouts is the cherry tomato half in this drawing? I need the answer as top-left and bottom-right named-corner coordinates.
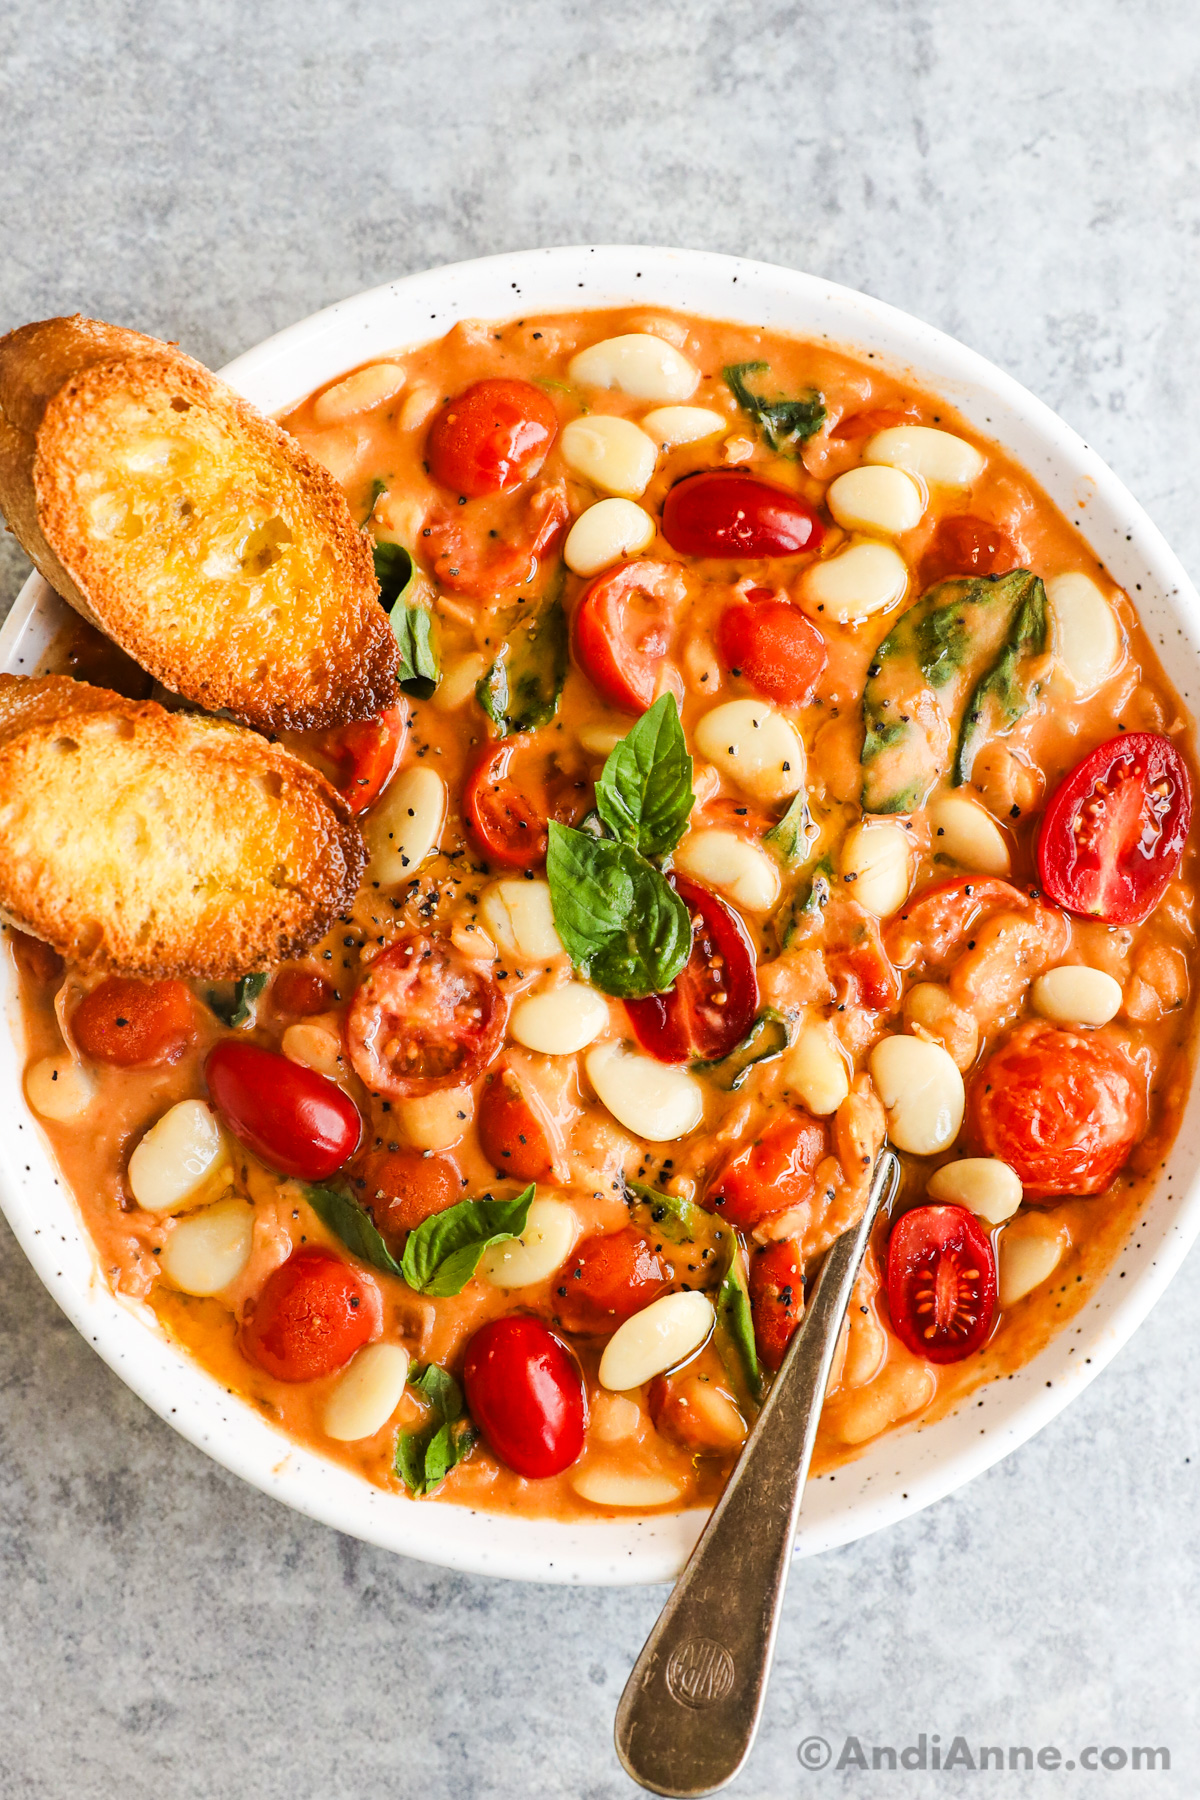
top-left (462, 736), bottom-right (588, 869)
top-left (426, 378), bottom-right (558, 497)
top-left (552, 1226), bottom-right (670, 1335)
top-left (205, 1040), bottom-right (362, 1180)
top-left (310, 705), bottom-right (407, 815)
top-left (626, 876), bottom-right (759, 1065)
top-left (462, 1314), bottom-right (587, 1479)
top-left (271, 967), bottom-right (336, 1017)
top-left (704, 1109), bottom-right (828, 1231)
top-left (918, 515), bottom-right (1017, 590)
top-left (749, 1239), bottom-right (804, 1371)
top-left (426, 484), bottom-right (569, 597)
top-left (1036, 731), bottom-right (1192, 925)
top-left (968, 1020), bottom-right (1145, 1198)
top-left (886, 1204), bottom-right (996, 1364)
top-left (73, 978), bottom-right (194, 1067)
top-left (346, 934), bottom-right (506, 1099)
top-left (717, 592), bottom-right (827, 705)
top-left (357, 1148), bottom-right (463, 1250)
top-left (241, 1247), bottom-right (381, 1382)
top-left (661, 472), bottom-right (825, 561)
top-left (571, 560), bottom-right (686, 714)
top-left (477, 1063), bottom-right (556, 1182)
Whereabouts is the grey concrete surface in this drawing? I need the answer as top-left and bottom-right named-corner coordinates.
top-left (2, 2), bottom-right (1199, 1795)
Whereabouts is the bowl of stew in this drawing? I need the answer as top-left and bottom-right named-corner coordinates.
top-left (2, 244), bottom-right (1199, 1586)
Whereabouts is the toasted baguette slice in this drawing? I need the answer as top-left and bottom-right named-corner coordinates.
top-left (0, 316), bottom-right (397, 731)
top-left (0, 675), bottom-right (365, 978)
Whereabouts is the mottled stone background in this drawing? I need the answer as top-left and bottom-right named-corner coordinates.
top-left (1, 3), bottom-right (1198, 1795)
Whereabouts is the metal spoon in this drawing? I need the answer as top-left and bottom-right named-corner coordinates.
top-left (614, 1148), bottom-right (900, 1798)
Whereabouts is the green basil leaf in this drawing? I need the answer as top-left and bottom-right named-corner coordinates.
top-left (207, 971), bottom-right (268, 1027)
top-left (400, 1185), bottom-right (536, 1297)
top-left (694, 1007), bottom-right (791, 1091)
top-left (778, 855), bottom-right (835, 950)
top-left (763, 790), bottom-right (812, 866)
top-left (394, 1363), bottom-right (477, 1496)
top-left (304, 1184), bottom-right (403, 1279)
top-left (374, 540), bottom-right (415, 606)
top-left (594, 693), bottom-right (694, 857)
top-left (953, 578), bottom-right (1048, 786)
top-left (724, 362), bottom-right (826, 453)
top-left (476, 596), bottom-right (568, 736)
top-left (411, 1361), bottom-right (464, 1423)
top-left (390, 601), bottom-right (440, 700)
top-left (625, 1178), bottom-right (701, 1244)
top-left (717, 1250), bottom-right (762, 1400)
top-left (546, 823), bottom-right (692, 999)
top-left (394, 1428), bottom-right (429, 1495)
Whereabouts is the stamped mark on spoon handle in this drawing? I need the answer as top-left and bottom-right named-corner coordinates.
top-left (614, 1150), bottom-right (899, 1799)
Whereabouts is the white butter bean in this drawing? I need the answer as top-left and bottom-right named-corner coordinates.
top-left (561, 415), bottom-right (658, 497)
top-left (672, 828), bottom-right (781, 913)
top-left (480, 1198), bottom-right (580, 1288)
top-left (865, 425), bottom-right (985, 488)
top-left (129, 1100), bottom-right (231, 1214)
top-left (563, 498), bottom-right (656, 577)
top-left (1032, 965), bottom-right (1122, 1028)
top-left (572, 1466), bottom-right (682, 1508)
top-left (25, 1055), bottom-right (96, 1123)
top-left (784, 1019), bottom-right (850, 1116)
top-left (641, 405), bottom-right (727, 447)
top-left (802, 540), bottom-right (909, 622)
top-left (313, 362), bottom-right (406, 426)
top-left (479, 878), bottom-right (565, 962)
top-left (162, 1198), bottom-right (255, 1296)
top-left (324, 1343), bottom-right (411, 1442)
top-left (927, 1157), bottom-right (1022, 1225)
top-left (1047, 572), bottom-right (1123, 694)
top-left (590, 1393), bottom-right (643, 1444)
top-left (509, 983), bottom-right (609, 1054)
top-left (598, 1290), bottom-right (715, 1391)
top-left (432, 651), bottom-right (489, 712)
top-left (840, 820), bottom-right (912, 917)
top-left (281, 1022), bottom-right (345, 1081)
top-left (366, 764), bottom-right (446, 886)
top-left (569, 334), bottom-right (699, 402)
top-left (827, 465), bottom-right (924, 536)
top-left (927, 792), bottom-right (1011, 875)
top-left (393, 1087), bottom-right (473, 1152)
top-left (585, 1041), bottom-right (704, 1142)
top-left (693, 699), bottom-right (804, 801)
top-left (577, 717), bottom-right (628, 755)
top-left (836, 1360), bottom-right (935, 1445)
top-left (869, 1036), bottom-right (965, 1156)
top-left (999, 1228), bottom-right (1065, 1306)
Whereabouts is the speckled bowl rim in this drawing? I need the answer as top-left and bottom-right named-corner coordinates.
top-left (2, 244), bottom-right (1199, 1587)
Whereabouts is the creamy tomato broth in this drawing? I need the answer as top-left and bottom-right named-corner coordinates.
top-left (15, 305), bottom-right (1198, 1520)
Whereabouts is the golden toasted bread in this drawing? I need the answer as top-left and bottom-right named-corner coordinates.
top-left (0, 674), bottom-right (365, 978)
top-left (0, 316), bottom-right (397, 731)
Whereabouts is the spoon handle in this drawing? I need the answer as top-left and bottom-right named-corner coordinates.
top-left (614, 1150), bottom-right (899, 1799)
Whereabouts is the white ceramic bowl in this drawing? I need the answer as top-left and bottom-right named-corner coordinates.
top-left (2, 246), bottom-right (1199, 1586)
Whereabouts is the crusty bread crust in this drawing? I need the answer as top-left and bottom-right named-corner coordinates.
top-left (0, 316), bottom-right (398, 731)
top-left (0, 674), bottom-right (366, 979)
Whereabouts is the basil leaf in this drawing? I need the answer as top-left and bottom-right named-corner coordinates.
top-left (304, 1184), bottom-right (403, 1279)
top-left (391, 602), bottom-right (440, 700)
top-left (594, 693), bottom-right (694, 858)
top-left (694, 1007), bottom-right (791, 1091)
top-left (476, 596), bottom-right (568, 736)
top-left (207, 971), bottom-right (268, 1027)
top-left (374, 541), bottom-right (416, 607)
top-left (546, 823), bottom-right (692, 999)
top-left (625, 1178), bottom-right (700, 1244)
top-left (400, 1185), bottom-right (536, 1297)
top-left (411, 1361), bottom-right (464, 1421)
top-left (763, 790), bottom-right (812, 866)
top-left (395, 1363), bottom-right (478, 1497)
top-left (724, 362), bottom-right (826, 453)
top-left (717, 1250), bottom-right (762, 1400)
top-left (779, 855), bottom-right (835, 950)
top-left (953, 578), bottom-right (1048, 786)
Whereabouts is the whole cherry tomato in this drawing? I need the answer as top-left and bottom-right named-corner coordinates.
top-left (477, 1063), bottom-right (557, 1182)
top-left (205, 1040), bottom-right (362, 1180)
top-left (346, 934), bottom-right (506, 1099)
top-left (462, 1314), bottom-right (587, 1478)
top-left (1036, 731), bottom-right (1192, 925)
top-left (704, 1109), bottom-right (828, 1231)
top-left (749, 1239), bottom-right (804, 1371)
top-left (241, 1247), bottom-right (381, 1382)
top-left (271, 967), bottom-right (336, 1017)
top-left (661, 472), bottom-right (825, 560)
top-left (968, 1020), bottom-right (1145, 1198)
top-left (310, 705), bottom-right (407, 814)
top-left (357, 1148), bottom-right (463, 1249)
top-left (918, 515), bottom-right (1017, 589)
top-left (552, 1226), bottom-right (670, 1335)
top-left (886, 1204), bottom-right (996, 1364)
top-left (626, 877), bottom-right (758, 1064)
top-left (426, 378), bottom-right (558, 497)
top-left (717, 592), bottom-right (827, 705)
top-left (571, 561), bottom-right (686, 714)
top-left (73, 978), bottom-right (194, 1067)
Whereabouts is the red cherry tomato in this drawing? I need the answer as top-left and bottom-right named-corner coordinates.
top-left (831, 406), bottom-right (918, 441)
top-left (626, 877), bottom-right (759, 1065)
top-left (241, 1247), bottom-right (381, 1382)
top-left (552, 1226), bottom-right (670, 1335)
top-left (661, 472), bottom-right (825, 560)
top-left (310, 705), bottom-right (407, 814)
top-left (968, 1020), bottom-right (1145, 1198)
top-left (571, 561), bottom-right (686, 714)
top-left (462, 1314), bottom-right (587, 1479)
top-left (346, 934), bottom-right (505, 1099)
top-left (886, 1204), bottom-right (996, 1364)
top-left (704, 1110), bottom-right (828, 1231)
top-left (884, 876), bottom-right (1067, 977)
top-left (477, 1063), bottom-right (556, 1182)
top-left (918, 515), bottom-right (1017, 589)
top-left (357, 1148), bottom-right (463, 1249)
top-left (426, 484), bottom-right (568, 597)
top-left (717, 594), bottom-right (827, 705)
top-left (73, 978), bottom-right (194, 1067)
top-left (271, 967), bottom-right (336, 1017)
top-left (1036, 732), bottom-right (1192, 925)
top-left (821, 900), bottom-right (902, 1012)
top-left (749, 1239), bottom-right (804, 1371)
top-left (9, 929), bottom-right (63, 986)
top-left (205, 1040), bottom-right (362, 1180)
top-left (426, 378), bottom-right (558, 497)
